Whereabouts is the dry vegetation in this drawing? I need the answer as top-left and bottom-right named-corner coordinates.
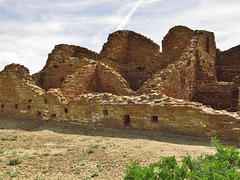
top-left (0, 118), bottom-right (238, 180)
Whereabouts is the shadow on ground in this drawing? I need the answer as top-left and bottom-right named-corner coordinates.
top-left (0, 118), bottom-right (238, 147)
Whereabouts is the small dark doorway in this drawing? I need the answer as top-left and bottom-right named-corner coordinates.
top-left (37, 111), bottom-right (41, 117)
top-left (124, 115), bottom-right (130, 127)
top-left (15, 104), bottom-right (18, 110)
top-left (64, 108), bottom-right (68, 114)
top-left (27, 105), bottom-right (31, 110)
top-left (103, 110), bottom-right (108, 116)
top-left (60, 77), bottom-right (64, 83)
top-left (151, 116), bottom-right (158, 123)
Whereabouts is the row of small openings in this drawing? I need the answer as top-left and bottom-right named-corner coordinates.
top-left (103, 110), bottom-right (159, 126)
top-left (36, 108), bottom-right (68, 118)
top-left (50, 108), bottom-right (68, 119)
top-left (1, 104), bottom-right (31, 111)
top-left (123, 115), bottom-right (158, 127)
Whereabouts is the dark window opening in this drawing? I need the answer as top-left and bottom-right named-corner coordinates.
top-left (51, 114), bottom-right (56, 118)
top-left (67, 64), bottom-right (72, 66)
top-left (210, 63), bottom-right (213, 67)
top-left (206, 36), bottom-right (210, 53)
top-left (44, 99), bottom-right (48, 104)
top-left (137, 66), bottom-right (146, 71)
top-left (103, 110), bottom-right (108, 116)
top-left (152, 116), bottom-right (158, 123)
top-left (37, 111), bottom-right (41, 117)
top-left (15, 104), bottom-right (18, 110)
top-left (124, 115), bottom-right (130, 127)
top-left (54, 65), bottom-right (58, 68)
top-left (60, 78), bottom-right (64, 83)
top-left (1, 104), bottom-right (4, 108)
top-left (27, 105), bottom-right (31, 110)
top-left (29, 99), bottom-right (32, 103)
top-left (64, 108), bottom-right (68, 114)
top-left (203, 59), bottom-right (205, 63)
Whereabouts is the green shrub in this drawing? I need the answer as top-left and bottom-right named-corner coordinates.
top-left (124, 137), bottom-right (240, 180)
top-left (8, 158), bottom-right (21, 166)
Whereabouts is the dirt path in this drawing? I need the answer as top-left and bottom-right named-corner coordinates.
top-left (0, 118), bottom-right (238, 179)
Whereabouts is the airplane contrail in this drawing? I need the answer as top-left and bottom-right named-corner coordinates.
top-left (117, 0), bottom-right (143, 30)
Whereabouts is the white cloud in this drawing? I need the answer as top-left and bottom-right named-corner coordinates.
top-left (117, 0), bottom-right (143, 30)
top-left (0, 0), bottom-right (239, 74)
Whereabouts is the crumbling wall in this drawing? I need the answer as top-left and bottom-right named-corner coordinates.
top-left (0, 63), bottom-right (69, 120)
top-left (61, 64), bottom-right (98, 100)
top-left (195, 82), bottom-right (238, 111)
top-left (100, 30), bottom-right (160, 91)
top-left (96, 62), bottom-right (134, 95)
top-left (193, 31), bottom-right (239, 111)
top-left (194, 30), bottom-right (216, 83)
top-left (162, 26), bottom-right (195, 63)
top-left (1, 71), bottom-right (240, 141)
top-left (45, 44), bottom-right (99, 67)
top-left (216, 45), bottom-right (240, 82)
top-left (32, 44), bottom-right (99, 90)
top-left (137, 35), bottom-right (199, 101)
top-left (1, 26), bottom-right (240, 141)
top-left (61, 62), bottom-right (134, 100)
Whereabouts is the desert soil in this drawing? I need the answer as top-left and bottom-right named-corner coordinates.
top-left (0, 118), bottom-right (238, 180)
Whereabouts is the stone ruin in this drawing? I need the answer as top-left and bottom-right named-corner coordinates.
top-left (1, 25), bottom-right (240, 140)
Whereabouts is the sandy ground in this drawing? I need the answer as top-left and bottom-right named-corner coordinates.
top-left (0, 118), bottom-right (238, 180)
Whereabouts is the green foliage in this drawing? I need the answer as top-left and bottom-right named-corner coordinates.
top-left (87, 149), bottom-right (95, 154)
top-left (8, 158), bottom-right (21, 166)
top-left (67, 148), bottom-right (78, 151)
top-left (0, 136), bottom-right (18, 141)
top-left (91, 144), bottom-right (99, 149)
top-left (124, 137), bottom-right (240, 180)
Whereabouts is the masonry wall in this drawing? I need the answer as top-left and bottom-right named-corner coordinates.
top-left (216, 45), bottom-right (240, 82)
top-left (137, 35), bottom-right (199, 101)
top-left (100, 30), bottom-right (161, 91)
top-left (193, 32), bottom-right (239, 111)
top-left (195, 82), bottom-right (239, 111)
top-left (33, 44), bottom-right (99, 91)
top-left (1, 64), bottom-right (240, 141)
top-left (61, 62), bottom-right (133, 100)
top-left (162, 26), bottom-right (195, 63)
top-left (194, 31), bottom-right (216, 83)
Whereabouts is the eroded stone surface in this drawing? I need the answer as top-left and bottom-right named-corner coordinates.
top-left (1, 26), bottom-right (240, 141)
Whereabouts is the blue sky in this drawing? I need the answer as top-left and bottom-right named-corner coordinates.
top-left (0, 0), bottom-right (239, 74)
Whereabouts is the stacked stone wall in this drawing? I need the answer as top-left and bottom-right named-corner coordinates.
top-left (1, 26), bottom-right (240, 142)
top-left (61, 62), bottom-right (133, 100)
top-left (100, 30), bottom-right (160, 91)
top-left (162, 26), bottom-right (194, 63)
top-left (216, 45), bottom-right (240, 82)
top-left (138, 35), bottom-right (199, 100)
top-left (194, 31), bottom-right (216, 83)
top-left (32, 44), bottom-right (99, 90)
top-left (195, 82), bottom-right (239, 111)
